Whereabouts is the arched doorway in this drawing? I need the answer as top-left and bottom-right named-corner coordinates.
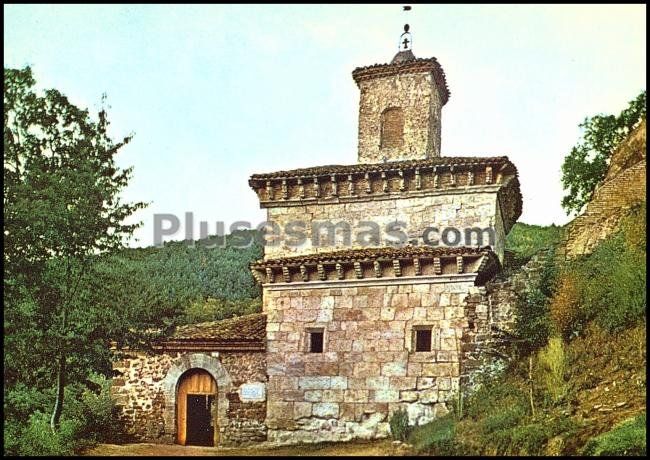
top-left (176, 368), bottom-right (218, 446)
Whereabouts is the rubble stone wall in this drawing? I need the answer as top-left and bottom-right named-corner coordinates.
top-left (111, 350), bottom-right (267, 446)
top-left (357, 72), bottom-right (442, 163)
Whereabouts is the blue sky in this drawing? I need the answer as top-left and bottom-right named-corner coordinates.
top-left (4, 4), bottom-right (646, 247)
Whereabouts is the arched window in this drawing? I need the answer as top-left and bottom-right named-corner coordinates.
top-left (380, 107), bottom-right (404, 149)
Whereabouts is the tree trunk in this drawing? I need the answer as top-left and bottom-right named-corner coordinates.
top-left (51, 286), bottom-right (68, 432)
top-left (50, 350), bottom-right (66, 431)
top-left (528, 356), bottom-right (536, 417)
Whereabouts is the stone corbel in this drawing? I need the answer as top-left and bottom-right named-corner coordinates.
top-left (298, 177), bottom-right (305, 199)
top-left (281, 179), bottom-right (288, 200)
top-left (335, 263), bottom-right (344, 280)
top-left (266, 180), bottom-right (274, 201)
top-left (354, 261), bottom-right (363, 279)
top-left (282, 266), bottom-right (290, 283)
top-left (373, 260), bottom-right (382, 278)
top-left (393, 259), bottom-right (402, 277)
top-left (313, 176), bottom-right (320, 198)
top-left (433, 257), bottom-right (441, 275)
top-left (330, 174), bottom-right (338, 197)
top-left (266, 267), bottom-right (274, 283)
top-left (413, 257), bottom-right (421, 275)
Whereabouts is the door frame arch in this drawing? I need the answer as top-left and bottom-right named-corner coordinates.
top-left (161, 353), bottom-right (232, 444)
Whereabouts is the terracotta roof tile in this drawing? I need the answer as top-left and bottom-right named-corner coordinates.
top-left (250, 156), bottom-right (512, 181)
top-left (251, 245), bottom-right (493, 267)
top-left (170, 313), bottom-right (266, 342)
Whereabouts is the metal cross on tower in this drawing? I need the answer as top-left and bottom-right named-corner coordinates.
top-left (398, 6), bottom-right (413, 51)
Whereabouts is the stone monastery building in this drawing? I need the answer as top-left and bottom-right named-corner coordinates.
top-left (111, 26), bottom-right (522, 447)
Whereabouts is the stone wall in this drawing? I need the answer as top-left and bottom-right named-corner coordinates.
top-left (264, 190), bottom-right (507, 262)
top-left (357, 72), bottom-right (442, 163)
top-left (460, 249), bottom-right (554, 389)
top-left (111, 350), bottom-right (267, 446)
top-left (561, 120), bottom-right (646, 259)
top-left (263, 277), bottom-right (487, 444)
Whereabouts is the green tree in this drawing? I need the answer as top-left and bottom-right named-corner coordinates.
top-left (561, 90), bottom-right (646, 215)
top-left (3, 66), bottom-right (147, 430)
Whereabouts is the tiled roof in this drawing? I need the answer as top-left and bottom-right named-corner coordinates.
top-left (391, 50), bottom-right (416, 64)
top-left (251, 245), bottom-right (493, 267)
top-left (352, 56), bottom-right (450, 105)
top-left (250, 246), bottom-right (501, 286)
top-left (170, 313), bottom-right (266, 342)
top-left (250, 156), bottom-right (512, 181)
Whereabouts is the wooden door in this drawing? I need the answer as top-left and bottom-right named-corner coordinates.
top-left (186, 394), bottom-right (214, 446)
top-left (176, 369), bottom-right (217, 446)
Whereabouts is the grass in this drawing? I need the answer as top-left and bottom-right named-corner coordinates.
top-left (408, 414), bottom-right (461, 454)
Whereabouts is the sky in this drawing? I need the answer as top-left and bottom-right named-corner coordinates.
top-left (4, 4), bottom-right (646, 247)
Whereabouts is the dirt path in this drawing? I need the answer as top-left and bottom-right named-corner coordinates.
top-left (83, 439), bottom-right (411, 456)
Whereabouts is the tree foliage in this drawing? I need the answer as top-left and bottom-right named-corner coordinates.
top-left (561, 90), bottom-right (646, 215)
top-left (4, 67), bottom-right (265, 450)
top-left (3, 66), bottom-right (149, 429)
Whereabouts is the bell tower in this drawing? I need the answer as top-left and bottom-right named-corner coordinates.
top-left (352, 24), bottom-right (450, 164)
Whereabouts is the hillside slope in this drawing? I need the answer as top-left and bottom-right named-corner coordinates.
top-left (407, 119), bottom-right (646, 456)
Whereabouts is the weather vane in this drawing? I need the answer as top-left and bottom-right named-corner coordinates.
top-left (399, 5), bottom-right (412, 51)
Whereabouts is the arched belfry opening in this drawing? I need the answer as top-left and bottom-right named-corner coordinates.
top-left (380, 107), bottom-right (405, 149)
top-left (176, 368), bottom-right (218, 446)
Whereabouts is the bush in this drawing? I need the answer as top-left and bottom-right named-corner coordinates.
top-left (582, 233), bottom-right (646, 332)
top-left (3, 383), bottom-right (55, 424)
top-left (3, 374), bottom-right (122, 456)
top-left (11, 412), bottom-right (81, 456)
top-left (388, 408), bottom-right (410, 442)
top-left (549, 273), bottom-right (584, 337)
top-left (61, 373), bottom-right (124, 444)
top-left (537, 337), bottom-right (568, 404)
top-left (547, 203), bottom-right (646, 337)
top-left (581, 413), bottom-right (646, 456)
top-left (514, 248), bottom-right (558, 352)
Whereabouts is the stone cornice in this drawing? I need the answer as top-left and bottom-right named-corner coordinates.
top-left (250, 246), bottom-right (500, 286)
top-left (261, 273), bottom-right (479, 291)
top-left (250, 156), bottom-right (511, 181)
top-left (248, 156), bottom-right (522, 233)
top-left (351, 57), bottom-right (450, 105)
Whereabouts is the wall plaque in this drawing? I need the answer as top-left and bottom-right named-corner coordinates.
top-left (239, 382), bottom-right (266, 402)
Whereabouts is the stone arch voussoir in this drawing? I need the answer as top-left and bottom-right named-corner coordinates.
top-left (161, 353), bottom-right (233, 443)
